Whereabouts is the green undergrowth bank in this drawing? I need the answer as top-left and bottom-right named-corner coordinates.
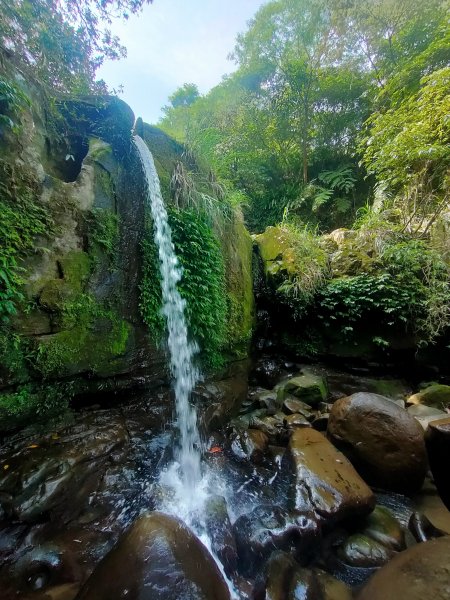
top-left (256, 218), bottom-right (450, 358)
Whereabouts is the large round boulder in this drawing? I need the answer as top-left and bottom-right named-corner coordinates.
top-left (327, 393), bottom-right (427, 493)
top-left (75, 512), bottom-right (230, 600)
top-left (357, 536), bottom-right (450, 600)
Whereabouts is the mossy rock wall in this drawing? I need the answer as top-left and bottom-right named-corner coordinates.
top-left (0, 61), bottom-right (168, 430)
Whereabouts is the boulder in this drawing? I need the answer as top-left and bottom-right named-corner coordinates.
top-left (408, 384), bottom-right (450, 410)
top-left (327, 393), bottom-right (427, 493)
top-left (280, 375), bottom-right (328, 407)
top-left (286, 428), bottom-right (374, 524)
top-left (230, 429), bottom-right (269, 464)
top-left (75, 512), bottom-right (230, 600)
top-left (233, 505), bottom-right (319, 575)
top-left (407, 404), bottom-right (447, 430)
top-left (338, 534), bottom-right (395, 568)
top-left (357, 536), bottom-right (450, 600)
top-left (359, 506), bottom-right (405, 551)
top-left (425, 417), bottom-right (450, 510)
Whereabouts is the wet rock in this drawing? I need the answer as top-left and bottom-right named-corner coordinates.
top-left (338, 534), bottom-right (395, 568)
top-left (75, 512), bottom-right (230, 600)
top-left (253, 357), bottom-right (283, 388)
top-left (0, 412), bottom-right (128, 522)
top-left (359, 506), bottom-right (405, 551)
top-left (286, 428), bottom-right (374, 524)
top-left (204, 496), bottom-right (238, 577)
top-left (282, 398), bottom-right (314, 419)
top-left (408, 404), bottom-right (447, 430)
top-left (283, 414), bottom-right (311, 429)
top-left (408, 384), bottom-right (450, 410)
top-left (280, 375), bottom-right (328, 407)
top-left (314, 569), bottom-right (352, 600)
top-left (425, 417), bottom-right (450, 510)
top-left (408, 512), bottom-right (447, 542)
top-left (356, 536), bottom-right (450, 600)
top-left (250, 414), bottom-right (286, 443)
top-left (230, 429), bottom-right (269, 464)
top-left (257, 390), bottom-right (281, 412)
top-left (288, 568), bottom-right (321, 599)
top-left (233, 505), bottom-right (319, 575)
top-left (327, 393), bottom-right (427, 493)
top-left (256, 550), bottom-right (298, 600)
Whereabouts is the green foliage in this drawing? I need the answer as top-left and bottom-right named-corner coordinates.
top-left (140, 208), bottom-right (227, 370)
top-left (315, 237), bottom-right (450, 346)
top-left (0, 0), bottom-right (153, 93)
top-left (0, 76), bottom-right (31, 131)
top-left (86, 208), bottom-right (120, 265)
top-left (0, 382), bottom-right (72, 431)
top-left (0, 160), bottom-right (51, 322)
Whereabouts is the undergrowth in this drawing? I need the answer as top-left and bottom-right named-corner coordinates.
top-left (140, 207), bottom-right (227, 370)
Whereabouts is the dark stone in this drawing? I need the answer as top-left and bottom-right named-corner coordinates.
top-left (75, 512), bottom-right (230, 600)
top-left (338, 533), bottom-right (395, 568)
top-left (253, 357), bottom-right (283, 388)
top-left (425, 417), bottom-right (450, 510)
top-left (408, 512), bottom-right (447, 542)
top-left (327, 393), bottom-right (427, 493)
top-left (233, 505), bottom-right (319, 575)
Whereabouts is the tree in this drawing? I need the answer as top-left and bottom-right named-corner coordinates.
top-left (168, 84), bottom-right (200, 108)
top-left (0, 0), bottom-right (153, 93)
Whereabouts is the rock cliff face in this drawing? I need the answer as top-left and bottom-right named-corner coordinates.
top-left (0, 59), bottom-right (254, 430)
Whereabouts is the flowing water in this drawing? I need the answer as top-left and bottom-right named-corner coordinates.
top-left (134, 135), bottom-right (202, 499)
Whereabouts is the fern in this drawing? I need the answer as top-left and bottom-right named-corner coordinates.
top-left (318, 165), bottom-right (356, 194)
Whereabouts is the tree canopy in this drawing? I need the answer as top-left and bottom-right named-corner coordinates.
top-left (159, 0), bottom-right (449, 233)
top-left (0, 0), bottom-right (153, 93)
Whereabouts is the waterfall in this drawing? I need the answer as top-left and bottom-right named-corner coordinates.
top-left (133, 135), bottom-right (202, 495)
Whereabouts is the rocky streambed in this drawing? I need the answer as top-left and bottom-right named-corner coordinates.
top-left (1, 358), bottom-right (450, 599)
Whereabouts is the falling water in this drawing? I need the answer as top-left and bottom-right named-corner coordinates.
top-left (133, 135), bottom-right (202, 495)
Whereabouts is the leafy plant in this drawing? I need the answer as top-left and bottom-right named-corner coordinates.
top-left (0, 160), bottom-right (51, 322)
top-left (0, 77), bottom-right (31, 131)
top-left (139, 207), bottom-right (227, 370)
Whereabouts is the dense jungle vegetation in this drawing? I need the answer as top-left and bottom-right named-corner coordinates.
top-left (0, 0), bottom-right (449, 428)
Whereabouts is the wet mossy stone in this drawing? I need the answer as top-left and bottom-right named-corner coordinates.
top-left (280, 374), bottom-right (328, 407)
top-left (254, 226), bottom-right (297, 277)
top-left (39, 279), bottom-right (77, 312)
top-left (338, 533), bottom-right (395, 568)
top-left (408, 384), bottom-right (450, 410)
top-left (58, 251), bottom-right (91, 291)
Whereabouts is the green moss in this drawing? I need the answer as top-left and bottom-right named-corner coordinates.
top-left (35, 294), bottom-right (131, 378)
top-left (222, 212), bottom-right (254, 357)
top-left (58, 250), bottom-right (91, 291)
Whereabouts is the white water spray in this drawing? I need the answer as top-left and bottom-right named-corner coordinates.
top-left (134, 135), bottom-right (202, 496)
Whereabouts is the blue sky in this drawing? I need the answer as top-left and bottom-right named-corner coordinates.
top-left (97, 0), bottom-right (266, 124)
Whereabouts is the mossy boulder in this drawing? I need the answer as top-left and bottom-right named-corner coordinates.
top-left (408, 384), bottom-right (450, 410)
top-left (254, 226), bottom-right (297, 277)
top-left (279, 374), bottom-right (328, 407)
